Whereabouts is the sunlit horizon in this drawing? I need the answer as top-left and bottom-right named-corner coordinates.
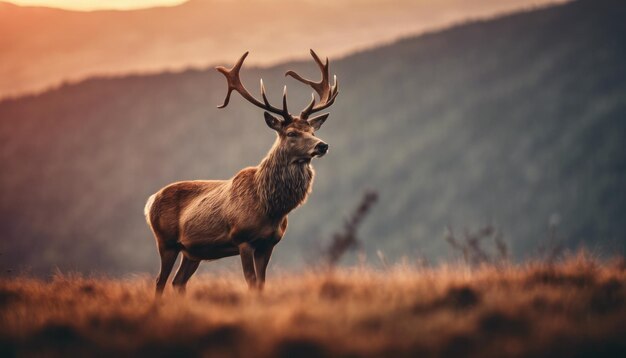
top-left (3, 0), bottom-right (569, 12)
top-left (3, 0), bottom-right (187, 11)
top-left (1, 0), bottom-right (569, 98)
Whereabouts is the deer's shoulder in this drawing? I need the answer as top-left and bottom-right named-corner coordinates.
top-left (231, 167), bottom-right (258, 188)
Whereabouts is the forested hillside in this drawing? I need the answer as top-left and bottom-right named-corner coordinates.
top-left (0, 0), bottom-right (624, 274)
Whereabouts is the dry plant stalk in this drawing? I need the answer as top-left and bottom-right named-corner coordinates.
top-left (323, 190), bottom-right (378, 267)
top-left (444, 224), bottom-right (509, 266)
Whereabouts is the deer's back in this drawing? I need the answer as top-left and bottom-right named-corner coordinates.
top-left (147, 168), bottom-right (287, 255)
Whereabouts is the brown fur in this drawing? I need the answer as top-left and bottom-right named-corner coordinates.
top-left (147, 50), bottom-right (337, 296)
top-left (146, 121), bottom-right (326, 295)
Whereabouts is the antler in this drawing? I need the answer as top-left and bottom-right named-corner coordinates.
top-left (216, 52), bottom-right (292, 122)
top-left (285, 49), bottom-right (339, 120)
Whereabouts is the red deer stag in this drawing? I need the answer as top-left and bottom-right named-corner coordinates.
top-left (145, 50), bottom-right (339, 296)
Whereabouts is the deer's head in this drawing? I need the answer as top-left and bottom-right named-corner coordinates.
top-left (216, 50), bottom-right (339, 165)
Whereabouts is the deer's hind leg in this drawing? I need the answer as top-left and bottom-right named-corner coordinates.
top-left (155, 246), bottom-right (179, 297)
top-left (172, 256), bottom-right (201, 294)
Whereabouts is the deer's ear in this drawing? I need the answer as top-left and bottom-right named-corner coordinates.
top-left (264, 112), bottom-right (282, 131)
top-left (307, 113), bottom-right (329, 130)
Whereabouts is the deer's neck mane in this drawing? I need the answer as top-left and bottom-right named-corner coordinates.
top-left (255, 139), bottom-right (314, 219)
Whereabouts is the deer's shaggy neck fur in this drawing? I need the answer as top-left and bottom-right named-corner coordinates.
top-left (255, 138), bottom-right (314, 219)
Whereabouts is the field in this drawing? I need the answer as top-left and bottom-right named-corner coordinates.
top-left (1, 253), bottom-right (625, 357)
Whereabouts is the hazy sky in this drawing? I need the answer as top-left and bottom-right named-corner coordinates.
top-left (5, 0), bottom-right (186, 10)
top-left (6, 0), bottom-right (567, 12)
top-left (2, 0), bottom-right (568, 97)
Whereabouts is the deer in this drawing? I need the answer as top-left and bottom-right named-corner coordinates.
top-left (145, 50), bottom-right (339, 296)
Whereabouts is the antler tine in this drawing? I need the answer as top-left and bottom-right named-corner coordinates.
top-left (215, 51), bottom-right (249, 109)
top-left (302, 92), bottom-right (316, 115)
top-left (216, 52), bottom-right (292, 122)
top-left (285, 49), bottom-right (339, 119)
top-left (285, 50), bottom-right (328, 100)
top-left (282, 85), bottom-right (289, 118)
top-left (260, 79), bottom-right (271, 107)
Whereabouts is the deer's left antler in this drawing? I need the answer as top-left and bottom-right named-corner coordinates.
top-left (216, 52), bottom-right (292, 123)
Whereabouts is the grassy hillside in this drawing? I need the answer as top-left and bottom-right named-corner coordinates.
top-left (1, 255), bottom-right (625, 357)
top-left (0, 0), bottom-right (625, 275)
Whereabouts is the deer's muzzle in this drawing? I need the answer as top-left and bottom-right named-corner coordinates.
top-left (314, 142), bottom-right (329, 156)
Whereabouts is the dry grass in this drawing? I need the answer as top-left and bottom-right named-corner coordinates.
top-left (1, 253), bottom-right (626, 357)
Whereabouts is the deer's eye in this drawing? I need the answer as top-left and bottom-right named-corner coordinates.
top-left (286, 131), bottom-right (298, 138)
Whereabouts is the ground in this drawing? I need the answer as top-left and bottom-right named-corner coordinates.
top-left (1, 253), bottom-right (625, 357)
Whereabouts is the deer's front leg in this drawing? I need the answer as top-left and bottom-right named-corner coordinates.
top-left (239, 243), bottom-right (257, 289)
top-left (253, 243), bottom-right (275, 291)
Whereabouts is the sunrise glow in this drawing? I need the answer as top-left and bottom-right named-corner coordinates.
top-left (4, 0), bottom-right (187, 11)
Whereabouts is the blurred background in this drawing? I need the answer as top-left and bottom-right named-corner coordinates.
top-left (0, 0), bottom-right (624, 275)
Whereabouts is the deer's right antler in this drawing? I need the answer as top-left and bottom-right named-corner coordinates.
top-left (216, 52), bottom-right (293, 123)
top-left (285, 49), bottom-right (339, 120)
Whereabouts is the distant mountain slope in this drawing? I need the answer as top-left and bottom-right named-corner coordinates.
top-left (0, 0), bottom-right (625, 275)
top-left (0, 0), bottom-right (563, 98)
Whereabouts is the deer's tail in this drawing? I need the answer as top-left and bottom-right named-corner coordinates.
top-left (144, 194), bottom-right (156, 226)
